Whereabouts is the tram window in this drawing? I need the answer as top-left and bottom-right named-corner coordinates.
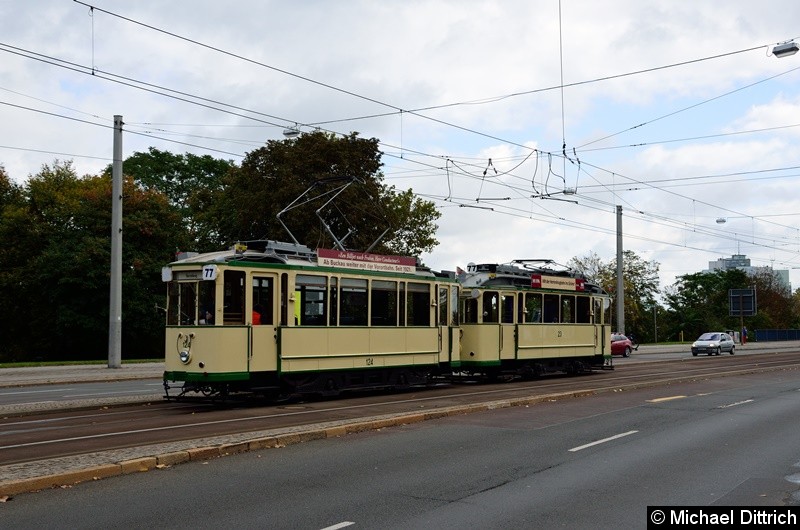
top-left (198, 280), bottom-right (215, 324)
top-left (438, 286), bottom-right (448, 326)
top-left (329, 277), bottom-right (338, 326)
top-left (407, 282), bottom-right (431, 326)
top-left (340, 278), bottom-right (367, 326)
top-left (450, 286), bottom-right (459, 325)
top-left (176, 283), bottom-right (197, 325)
top-left (280, 273), bottom-right (288, 326)
top-left (601, 297), bottom-right (612, 326)
top-left (483, 291), bottom-right (499, 323)
top-left (462, 297), bottom-right (478, 324)
top-left (543, 294), bottom-right (559, 323)
top-left (399, 282), bottom-right (406, 326)
top-left (166, 282), bottom-right (180, 325)
top-left (576, 296), bottom-right (591, 323)
top-left (223, 271), bottom-right (245, 324)
top-left (525, 293), bottom-right (542, 323)
top-left (296, 274), bottom-right (327, 326)
top-left (371, 280), bottom-right (397, 326)
top-left (501, 294), bottom-right (514, 323)
top-left (593, 298), bottom-right (602, 324)
top-left (167, 282), bottom-right (198, 325)
top-left (561, 295), bottom-right (575, 323)
top-left (252, 277), bottom-right (274, 325)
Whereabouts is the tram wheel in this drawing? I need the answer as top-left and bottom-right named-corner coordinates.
top-left (322, 377), bottom-right (339, 397)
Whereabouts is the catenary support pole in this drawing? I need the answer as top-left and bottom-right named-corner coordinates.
top-left (108, 115), bottom-right (123, 368)
top-left (616, 205), bottom-right (624, 335)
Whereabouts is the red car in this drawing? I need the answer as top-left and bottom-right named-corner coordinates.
top-left (611, 334), bottom-right (637, 357)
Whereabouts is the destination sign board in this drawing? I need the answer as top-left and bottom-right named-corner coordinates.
top-left (530, 274), bottom-right (585, 291)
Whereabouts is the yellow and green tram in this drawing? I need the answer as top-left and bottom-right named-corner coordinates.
top-left (162, 240), bottom-right (460, 398)
top-left (162, 242), bottom-right (612, 399)
top-left (457, 260), bottom-right (613, 378)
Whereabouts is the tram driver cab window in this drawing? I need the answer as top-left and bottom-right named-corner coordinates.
top-left (462, 297), bottom-right (479, 324)
top-left (483, 291), bottom-right (499, 323)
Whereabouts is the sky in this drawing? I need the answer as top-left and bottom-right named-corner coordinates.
top-left (2, 0), bottom-right (800, 296)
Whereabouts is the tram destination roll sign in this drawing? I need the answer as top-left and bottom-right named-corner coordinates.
top-left (729, 288), bottom-right (756, 317)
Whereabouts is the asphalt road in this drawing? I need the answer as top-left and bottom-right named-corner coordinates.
top-left (1, 342), bottom-right (798, 500)
top-left (2, 367), bottom-right (799, 528)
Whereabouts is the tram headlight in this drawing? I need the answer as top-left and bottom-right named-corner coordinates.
top-left (179, 349), bottom-right (191, 364)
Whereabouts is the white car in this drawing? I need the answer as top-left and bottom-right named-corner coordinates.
top-left (691, 332), bottom-right (735, 356)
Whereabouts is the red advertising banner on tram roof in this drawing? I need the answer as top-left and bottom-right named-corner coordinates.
top-left (317, 248), bottom-right (417, 273)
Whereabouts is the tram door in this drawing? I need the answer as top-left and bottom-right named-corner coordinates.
top-left (499, 292), bottom-right (515, 359)
top-left (250, 274), bottom-right (278, 373)
top-left (483, 291), bottom-right (515, 360)
top-left (438, 285), bottom-right (460, 364)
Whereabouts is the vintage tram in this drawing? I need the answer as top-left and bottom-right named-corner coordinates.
top-left (162, 242), bottom-right (612, 399)
top-left (456, 260), bottom-right (612, 379)
top-left (162, 240), bottom-right (460, 399)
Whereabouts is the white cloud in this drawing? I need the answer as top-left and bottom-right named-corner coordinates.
top-left (2, 0), bottom-right (800, 292)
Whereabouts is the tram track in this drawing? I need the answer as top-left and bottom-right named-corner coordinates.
top-left (1, 351), bottom-right (799, 468)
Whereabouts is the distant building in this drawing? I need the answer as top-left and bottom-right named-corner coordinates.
top-left (705, 254), bottom-right (791, 293)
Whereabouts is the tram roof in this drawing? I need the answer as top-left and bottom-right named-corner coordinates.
top-left (167, 240), bottom-right (452, 279)
top-left (459, 261), bottom-right (607, 294)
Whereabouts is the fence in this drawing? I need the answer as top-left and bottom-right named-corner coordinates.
top-left (754, 329), bottom-right (800, 342)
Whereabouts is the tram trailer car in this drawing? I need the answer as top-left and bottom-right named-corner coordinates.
top-left (162, 240), bottom-right (460, 399)
top-left (456, 261), bottom-right (613, 379)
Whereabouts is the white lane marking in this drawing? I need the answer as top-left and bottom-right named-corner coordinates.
top-left (569, 430), bottom-right (638, 452)
top-left (646, 395), bottom-right (686, 403)
top-left (320, 523), bottom-right (355, 530)
top-left (718, 399), bottom-right (754, 408)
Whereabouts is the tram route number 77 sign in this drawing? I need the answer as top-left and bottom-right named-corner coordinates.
top-left (729, 288), bottom-right (756, 317)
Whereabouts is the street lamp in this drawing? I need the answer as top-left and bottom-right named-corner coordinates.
top-left (283, 124), bottom-right (300, 138)
top-left (773, 41), bottom-right (799, 58)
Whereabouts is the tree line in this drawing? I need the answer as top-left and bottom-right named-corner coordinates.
top-left (1, 131), bottom-right (798, 361)
top-left (568, 251), bottom-right (800, 343)
top-left (0, 132), bottom-right (439, 361)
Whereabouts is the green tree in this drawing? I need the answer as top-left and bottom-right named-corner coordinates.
top-left (105, 148), bottom-right (234, 251)
top-left (568, 250), bottom-right (660, 342)
top-left (663, 269), bottom-right (749, 341)
top-left (1, 161), bottom-right (186, 361)
top-left (792, 288), bottom-right (800, 329)
top-left (207, 131), bottom-right (439, 255)
top-left (745, 268), bottom-right (796, 330)
top-left (0, 166), bottom-right (29, 360)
